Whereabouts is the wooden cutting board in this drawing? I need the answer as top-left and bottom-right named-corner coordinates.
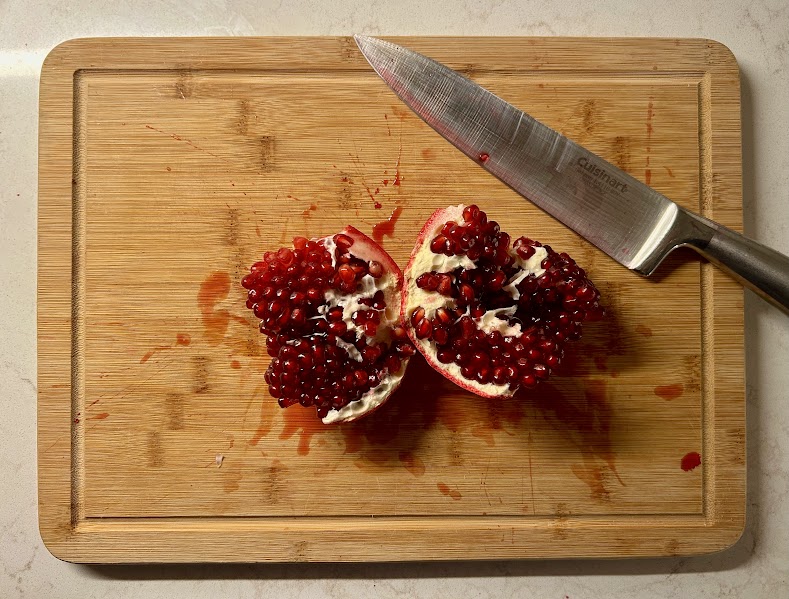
top-left (38, 37), bottom-right (745, 562)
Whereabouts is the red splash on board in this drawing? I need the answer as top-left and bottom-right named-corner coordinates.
top-left (176, 333), bottom-right (191, 346)
top-left (437, 482), bottom-right (462, 500)
top-left (371, 206), bottom-right (404, 244)
top-left (681, 451), bottom-right (701, 471)
top-left (197, 272), bottom-right (246, 343)
top-left (398, 451), bottom-right (426, 477)
top-left (279, 407), bottom-right (326, 456)
top-left (655, 383), bottom-right (684, 400)
top-left (635, 324), bottom-right (653, 337)
top-left (230, 360), bottom-right (241, 369)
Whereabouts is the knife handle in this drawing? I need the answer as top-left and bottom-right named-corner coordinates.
top-left (680, 209), bottom-right (789, 313)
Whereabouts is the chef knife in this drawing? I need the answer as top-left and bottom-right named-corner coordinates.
top-left (354, 35), bottom-right (789, 313)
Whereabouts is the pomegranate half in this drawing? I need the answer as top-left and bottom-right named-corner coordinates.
top-left (401, 204), bottom-right (603, 398)
top-left (242, 226), bottom-right (415, 423)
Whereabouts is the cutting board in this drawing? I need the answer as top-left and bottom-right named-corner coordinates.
top-left (38, 37), bottom-right (745, 562)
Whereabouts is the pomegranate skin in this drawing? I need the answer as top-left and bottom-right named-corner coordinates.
top-left (401, 204), bottom-right (603, 398)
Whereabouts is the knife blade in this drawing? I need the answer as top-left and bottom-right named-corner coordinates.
top-left (355, 35), bottom-right (789, 313)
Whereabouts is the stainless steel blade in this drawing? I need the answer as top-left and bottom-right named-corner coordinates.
top-left (354, 35), bottom-right (684, 275)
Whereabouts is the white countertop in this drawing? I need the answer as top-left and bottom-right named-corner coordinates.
top-left (2, 0), bottom-right (787, 597)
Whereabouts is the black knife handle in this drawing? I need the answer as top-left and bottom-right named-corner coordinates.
top-left (679, 208), bottom-right (789, 313)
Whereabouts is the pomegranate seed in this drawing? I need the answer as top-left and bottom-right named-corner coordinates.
top-left (334, 233), bottom-right (354, 251)
top-left (433, 325), bottom-right (449, 345)
top-left (436, 274), bottom-right (453, 296)
top-left (410, 307), bottom-right (425, 327)
top-left (415, 318), bottom-right (433, 339)
top-left (371, 290), bottom-right (386, 310)
top-left (416, 273), bottom-right (439, 291)
top-left (437, 349), bottom-right (454, 363)
top-left (458, 283), bottom-right (475, 305)
top-left (368, 261), bottom-right (384, 278)
top-left (520, 373), bottom-right (537, 388)
top-left (430, 235), bottom-right (448, 254)
top-left (463, 204), bottom-right (480, 222)
top-left (435, 308), bottom-right (452, 324)
top-left (328, 321), bottom-right (347, 336)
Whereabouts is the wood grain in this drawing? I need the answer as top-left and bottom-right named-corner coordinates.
top-left (38, 37), bottom-right (744, 562)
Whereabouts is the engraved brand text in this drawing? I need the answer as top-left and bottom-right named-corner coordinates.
top-left (577, 157), bottom-right (629, 192)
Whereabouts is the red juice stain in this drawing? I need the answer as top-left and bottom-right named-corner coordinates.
top-left (663, 166), bottom-right (674, 177)
top-left (384, 113), bottom-right (391, 136)
top-left (571, 464), bottom-right (610, 501)
top-left (371, 206), bottom-right (404, 244)
top-left (249, 399), bottom-right (274, 447)
top-left (255, 224), bottom-right (261, 237)
top-left (279, 407), bottom-right (326, 456)
top-left (230, 360), bottom-right (241, 369)
top-left (437, 482), bottom-right (462, 500)
top-left (655, 383), bottom-right (684, 400)
top-left (645, 98), bottom-right (654, 185)
top-left (301, 203), bottom-right (317, 216)
top-left (421, 148), bottom-right (436, 159)
top-left (382, 179), bottom-right (389, 186)
top-left (89, 412), bottom-right (110, 420)
top-left (478, 152), bottom-right (490, 163)
top-left (399, 451), bottom-right (426, 477)
top-left (593, 356), bottom-right (608, 371)
top-left (140, 345), bottom-right (170, 363)
top-left (374, 187), bottom-right (380, 195)
top-left (635, 324), bottom-right (653, 337)
top-left (176, 333), bottom-right (191, 346)
top-left (198, 271), bottom-right (233, 343)
top-left (681, 451), bottom-right (701, 471)
top-left (374, 201), bottom-right (382, 209)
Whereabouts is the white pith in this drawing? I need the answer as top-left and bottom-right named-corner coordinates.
top-left (319, 235), bottom-right (404, 424)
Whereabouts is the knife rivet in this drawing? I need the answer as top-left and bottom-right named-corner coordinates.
top-left (478, 153), bottom-right (490, 163)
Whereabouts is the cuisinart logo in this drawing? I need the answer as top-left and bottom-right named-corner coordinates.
top-left (577, 157), bottom-right (629, 193)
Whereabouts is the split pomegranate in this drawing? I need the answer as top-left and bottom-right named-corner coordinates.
top-left (401, 204), bottom-right (603, 398)
top-left (242, 226), bottom-right (415, 423)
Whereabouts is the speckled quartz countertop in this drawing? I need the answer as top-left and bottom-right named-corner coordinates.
top-left (2, 1), bottom-right (787, 597)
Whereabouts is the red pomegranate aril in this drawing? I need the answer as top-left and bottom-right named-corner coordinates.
top-left (415, 318), bottom-right (433, 339)
top-left (430, 235), bottom-right (448, 253)
top-left (334, 233), bottom-right (354, 251)
top-left (410, 307), bottom-right (425, 327)
top-left (432, 325), bottom-right (449, 345)
top-left (436, 274), bottom-right (454, 296)
top-left (458, 283), bottom-right (475, 305)
top-left (368, 261), bottom-right (384, 278)
top-left (416, 273), bottom-right (439, 291)
top-left (437, 349), bottom-right (454, 363)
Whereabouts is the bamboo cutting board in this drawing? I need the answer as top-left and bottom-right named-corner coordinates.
top-left (38, 37), bottom-right (745, 562)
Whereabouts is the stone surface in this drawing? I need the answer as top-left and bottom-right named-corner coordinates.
top-left (1, 0), bottom-right (787, 597)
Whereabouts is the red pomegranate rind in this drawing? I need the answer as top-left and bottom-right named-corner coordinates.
top-left (242, 226), bottom-right (414, 423)
top-left (401, 204), bottom-right (603, 398)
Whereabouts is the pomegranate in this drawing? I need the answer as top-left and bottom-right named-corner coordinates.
top-left (401, 204), bottom-right (603, 398)
top-left (242, 226), bottom-right (415, 423)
